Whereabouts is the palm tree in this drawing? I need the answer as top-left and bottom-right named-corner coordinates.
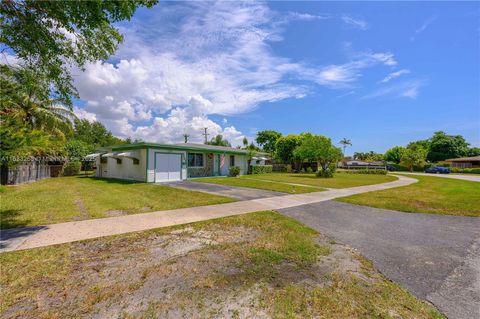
top-left (1, 65), bottom-right (75, 139)
top-left (339, 138), bottom-right (352, 156)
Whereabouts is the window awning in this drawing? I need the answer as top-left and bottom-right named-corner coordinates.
top-left (101, 152), bottom-right (121, 158)
top-left (85, 153), bottom-right (102, 159)
top-left (117, 151), bottom-right (140, 160)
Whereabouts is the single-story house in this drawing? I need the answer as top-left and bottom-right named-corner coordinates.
top-left (444, 156), bottom-right (480, 168)
top-left (88, 143), bottom-right (265, 183)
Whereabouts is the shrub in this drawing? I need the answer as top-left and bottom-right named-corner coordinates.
top-left (229, 166), bottom-right (240, 177)
top-left (450, 167), bottom-right (480, 174)
top-left (62, 161), bottom-right (81, 176)
top-left (315, 163), bottom-right (336, 178)
top-left (306, 167), bottom-right (313, 173)
top-left (250, 165), bottom-right (273, 174)
top-left (341, 169), bottom-right (387, 175)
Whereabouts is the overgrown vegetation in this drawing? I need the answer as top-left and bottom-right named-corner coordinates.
top-left (0, 211), bottom-right (443, 318)
top-left (338, 175), bottom-right (480, 217)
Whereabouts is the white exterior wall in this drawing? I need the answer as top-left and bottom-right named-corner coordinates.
top-left (219, 154), bottom-right (248, 176)
top-left (95, 149), bottom-right (147, 181)
top-left (146, 148), bottom-right (187, 182)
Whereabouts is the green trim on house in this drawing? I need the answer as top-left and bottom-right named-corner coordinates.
top-left (145, 146), bottom-right (149, 182)
top-left (105, 142), bottom-right (268, 156)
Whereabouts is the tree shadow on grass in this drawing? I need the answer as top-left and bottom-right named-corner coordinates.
top-left (1, 209), bottom-right (31, 229)
top-left (76, 176), bottom-right (141, 185)
top-left (0, 209), bottom-right (47, 250)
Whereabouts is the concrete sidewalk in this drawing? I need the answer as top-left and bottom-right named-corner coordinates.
top-left (0, 174), bottom-right (416, 252)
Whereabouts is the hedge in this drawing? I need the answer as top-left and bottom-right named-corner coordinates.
top-left (450, 167), bottom-right (480, 174)
top-left (391, 164), bottom-right (424, 172)
top-left (250, 165), bottom-right (273, 174)
top-left (62, 161), bottom-right (81, 176)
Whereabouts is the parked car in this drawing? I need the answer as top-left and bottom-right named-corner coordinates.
top-left (386, 164), bottom-right (395, 172)
top-left (424, 166), bottom-right (450, 174)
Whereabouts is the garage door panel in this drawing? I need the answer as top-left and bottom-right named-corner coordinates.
top-left (155, 153), bottom-right (181, 182)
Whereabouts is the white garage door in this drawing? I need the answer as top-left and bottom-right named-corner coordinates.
top-left (155, 153), bottom-right (182, 182)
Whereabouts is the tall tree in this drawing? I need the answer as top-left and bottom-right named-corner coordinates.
top-left (206, 134), bottom-right (231, 147)
top-left (339, 138), bottom-right (352, 156)
top-left (383, 146), bottom-right (406, 164)
top-left (1, 0), bottom-right (158, 106)
top-left (293, 134), bottom-right (342, 178)
top-left (427, 131), bottom-right (469, 162)
top-left (242, 137), bottom-right (249, 148)
top-left (255, 130), bottom-right (282, 155)
top-left (401, 146), bottom-right (427, 172)
top-left (275, 134), bottom-right (302, 164)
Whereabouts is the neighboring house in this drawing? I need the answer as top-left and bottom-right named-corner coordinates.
top-left (338, 160), bottom-right (386, 169)
top-left (444, 156), bottom-right (480, 168)
top-left (89, 143), bottom-right (264, 183)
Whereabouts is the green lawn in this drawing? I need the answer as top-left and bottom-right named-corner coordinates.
top-left (242, 172), bottom-right (397, 188)
top-left (0, 176), bottom-right (234, 229)
top-left (0, 211), bottom-right (443, 318)
top-left (195, 176), bottom-right (322, 194)
top-left (338, 175), bottom-right (480, 217)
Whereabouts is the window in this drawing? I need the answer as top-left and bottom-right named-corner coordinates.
top-left (188, 153), bottom-right (204, 167)
top-left (116, 158), bottom-right (122, 165)
top-left (100, 157), bottom-right (107, 164)
top-left (133, 158), bottom-right (139, 165)
top-left (229, 155), bottom-right (235, 167)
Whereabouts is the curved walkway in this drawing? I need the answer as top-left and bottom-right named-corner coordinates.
top-left (395, 171), bottom-right (480, 182)
top-left (0, 174), bottom-right (416, 252)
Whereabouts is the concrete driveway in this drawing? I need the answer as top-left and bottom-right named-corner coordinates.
top-left (279, 201), bottom-right (480, 319)
top-left (396, 172), bottom-right (480, 182)
top-left (164, 180), bottom-right (286, 200)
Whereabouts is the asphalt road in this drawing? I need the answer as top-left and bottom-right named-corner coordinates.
top-left (279, 201), bottom-right (480, 319)
top-left (396, 172), bottom-right (480, 182)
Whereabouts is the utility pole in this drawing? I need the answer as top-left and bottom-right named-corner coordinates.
top-left (182, 134), bottom-right (189, 143)
top-left (202, 127), bottom-right (209, 144)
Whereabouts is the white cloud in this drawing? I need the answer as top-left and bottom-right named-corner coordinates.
top-left (341, 15), bottom-right (368, 30)
top-left (73, 2), bottom-right (404, 144)
top-left (73, 107), bottom-right (97, 122)
top-left (380, 69), bottom-right (411, 83)
top-left (363, 80), bottom-right (427, 99)
top-left (411, 15), bottom-right (438, 41)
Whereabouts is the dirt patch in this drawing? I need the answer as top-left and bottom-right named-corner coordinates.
top-left (71, 193), bottom-right (89, 221)
top-left (104, 209), bottom-right (128, 217)
top-left (1, 218), bottom-right (432, 319)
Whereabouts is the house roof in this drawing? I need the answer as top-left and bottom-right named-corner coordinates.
top-left (103, 142), bottom-right (267, 156)
top-left (445, 156), bottom-right (480, 162)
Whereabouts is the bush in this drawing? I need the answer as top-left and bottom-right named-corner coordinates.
top-left (315, 163), bottom-right (336, 178)
top-left (450, 167), bottom-right (480, 174)
top-left (341, 169), bottom-right (387, 175)
top-left (229, 166), bottom-right (240, 177)
top-left (62, 161), bottom-right (81, 176)
top-left (250, 165), bottom-right (273, 174)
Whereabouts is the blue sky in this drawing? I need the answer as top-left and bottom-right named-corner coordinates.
top-left (72, 1), bottom-right (480, 154)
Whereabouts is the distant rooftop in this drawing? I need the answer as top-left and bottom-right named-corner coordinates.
top-left (445, 156), bottom-right (480, 162)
